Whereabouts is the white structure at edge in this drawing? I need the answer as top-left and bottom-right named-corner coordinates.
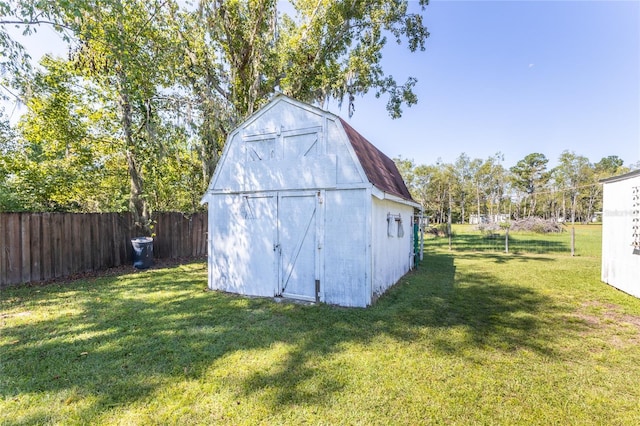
top-left (601, 169), bottom-right (640, 298)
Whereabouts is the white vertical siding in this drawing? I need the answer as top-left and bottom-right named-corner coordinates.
top-left (601, 174), bottom-right (640, 298)
top-left (327, 119), bottom-right (365, 185)
top-left (323, 189), bottom-right (369, 307)
top-left (371, 198), bottom-right (415, 298)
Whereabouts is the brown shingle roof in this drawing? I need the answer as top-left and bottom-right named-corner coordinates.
top-left (339, 117), bottom-right (415, 202)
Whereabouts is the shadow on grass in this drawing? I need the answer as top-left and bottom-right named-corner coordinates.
top-left (456, 251), bottom-right (557, 264)
top-left (1, 254), bottom-right (565, 421)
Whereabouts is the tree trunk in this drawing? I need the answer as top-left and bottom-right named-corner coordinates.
top-left (476, 184), bottom-right (481, 224)
top-left (118, 75), bottom-right (151, 235)
top-left (530, 194), bottom-right (537, 217)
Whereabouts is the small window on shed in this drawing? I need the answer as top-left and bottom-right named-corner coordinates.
top-left (387, 213), bottom-right (404, 238)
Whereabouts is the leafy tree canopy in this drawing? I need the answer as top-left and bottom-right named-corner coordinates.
top-left (1, 0), bottom-right (430, 217)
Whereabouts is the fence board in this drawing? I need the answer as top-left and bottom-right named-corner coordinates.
top-left (6, 214), bottom-right (21, 285)
top-left (93, 214), bottom-right (101, 268)
top-left (72, 213), bottom-right (83, 274)
top-left (197, 213), bottom-right (206, 256)
top-left (30, 214), bottom-right (42, 282)
top-left (20, 214), bottom-right (31, 284)
top-left (81, 214), bottom-right (91, 272)
top-left (110, 214), bottom-right (119, 267)
top-left (153, 214), bottom-right (164, 258)
top-left (183, 215), bottom-right (190, 257)
top-left (103, 215), bottom-right (110, 267)
top-left (54, 214), bottom-right (64, 278)
top-left (95, 214), bottom-right (102, 270)
top-left (173, 213), bottom-right (181, 258)
top-left (41, 214), bottom-right (53, 281)
top-left (0, 214), bottom-right (6, 286)
top-left (62, 214), bottom-right (72, 277)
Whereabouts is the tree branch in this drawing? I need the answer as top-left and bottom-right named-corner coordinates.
top-left (0, 19), bottom-right (73, 31)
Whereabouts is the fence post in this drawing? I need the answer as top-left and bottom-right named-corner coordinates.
top-left (505, 227), bottom-right (509, 254)
top-left (571, 226), bottom-right (575, 256)
top-left (448, 191), bottom-right (452, 251)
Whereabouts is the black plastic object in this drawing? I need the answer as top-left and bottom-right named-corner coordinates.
top-left (131, 237), bottom-right (153, 269)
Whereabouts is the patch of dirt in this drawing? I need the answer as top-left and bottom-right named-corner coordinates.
top-left (568, 301), bottom-right (640, 348)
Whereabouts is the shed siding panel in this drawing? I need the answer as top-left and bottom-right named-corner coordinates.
top-left (371, 198), bottom-right (414, 297)
top-left (240, 155), bottom-right (337, 192)
top-left (601, 175), bottom-right (640, 298)
top-left (328, 119), bottom-right (364, 185)
top-left (243, 100), bottom-right (323, 135)
top-left (323, 189), bottom-right (369, 307)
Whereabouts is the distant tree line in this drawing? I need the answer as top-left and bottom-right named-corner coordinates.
top-left (395, 152), bottom-right (634, 225)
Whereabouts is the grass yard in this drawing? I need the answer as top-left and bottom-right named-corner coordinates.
top-left (2, 225), bottom-right (640, 425)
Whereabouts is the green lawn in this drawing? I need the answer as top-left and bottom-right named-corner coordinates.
top-left (2, 226), bottom-right (640, 425)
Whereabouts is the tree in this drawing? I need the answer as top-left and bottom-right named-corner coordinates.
top-left (394, 156), bottom-right (418, 195)
top-left (1, 1), bottom-right (77, 102)
top-left (509, 153), bottom-right (550, 217)
top-left (452, 153), bottom-right (473, 223)
top-left (184, 0), bottom-right (431, 175)
top-left (477, 153), bottom-right (506, 221)
top-left (553, 150), bottom-right (591, 223)
top-left (3, 0), bottom-right (431, 217)
top-left (594, 155), bottom-right (625, 176)
top-left (3, 56), bottom-right (128, 212)
top-left (276, 0), bottom-right (429, 118)
top-left (416, 162), bottom-right (451, 224)
top-left (0, 108), bottom-right (21, 210)
top-left (585, 155), bottom-right (629, 222)
top-left (66, 0), bottom-right (183, 230)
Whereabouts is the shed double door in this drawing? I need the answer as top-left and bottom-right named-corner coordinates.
top-left (244, 191), bottom-right (319, 301)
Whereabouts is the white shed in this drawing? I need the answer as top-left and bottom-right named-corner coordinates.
top-left (601, 169), bottom-right (640, 298)
top-left (201, 95), bottom-right (421, 307)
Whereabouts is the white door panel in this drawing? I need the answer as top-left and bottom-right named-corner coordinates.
top-left (278, 193), bottom-right (317, 301)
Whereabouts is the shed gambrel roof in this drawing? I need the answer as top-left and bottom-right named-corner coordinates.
top-left (202, 94), bottom-right (417, 204)
top-left (339, 117), bottom-right (415, 202)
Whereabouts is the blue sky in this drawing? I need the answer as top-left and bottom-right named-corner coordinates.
top-left (335, 0), bottom-right (640, 170)
top-left (4, 0), bottom-right (639, 170)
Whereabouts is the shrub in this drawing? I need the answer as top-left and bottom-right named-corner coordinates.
top-left (426, 223), bottom-right (451, 237)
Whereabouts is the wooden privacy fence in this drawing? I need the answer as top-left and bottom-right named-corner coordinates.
top-left (0, 212), bottom-right (207, 287)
